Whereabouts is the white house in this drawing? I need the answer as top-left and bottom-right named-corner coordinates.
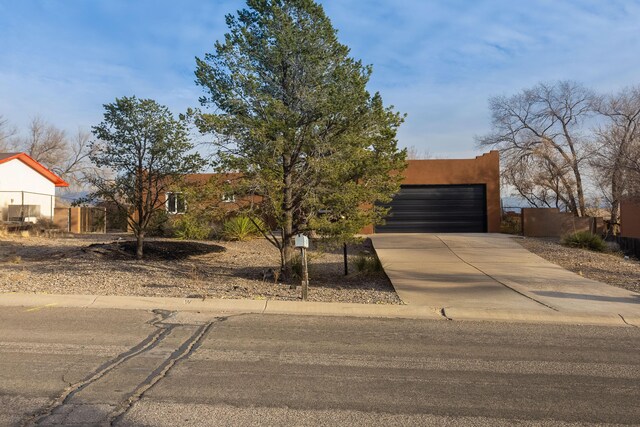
top-left (0, 152), bottom-right (68, 222)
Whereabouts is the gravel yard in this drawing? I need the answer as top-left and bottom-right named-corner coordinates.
top-left (515, 236), bottom-right (640, 294)
top-left (0, 234), bottom-right (401, 304)
top-left (6, 232), bottom-right (635, 304)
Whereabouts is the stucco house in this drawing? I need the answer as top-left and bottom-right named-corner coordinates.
top-left (0, 152), bottom-right (68, 222)
top-left (166, 151), bottom-right (500, 234)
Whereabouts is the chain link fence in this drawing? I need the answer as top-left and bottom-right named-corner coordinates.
top-left (0, 190), bottom-right (105, 233)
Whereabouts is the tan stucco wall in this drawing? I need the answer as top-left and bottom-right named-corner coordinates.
top-left (620, 200), bottom-right (640, 238)
top-left (522, 208), bottom-right (596, 237)
top-left (402, 151), bottom-right (500, 233)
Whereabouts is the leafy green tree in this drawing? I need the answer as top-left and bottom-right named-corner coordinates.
top-left (194, 0), bottom-right (406, 276)
top-left (89, 96), bottom-right (204, 259)
top-left (170, 176), bottom-right (229, 240)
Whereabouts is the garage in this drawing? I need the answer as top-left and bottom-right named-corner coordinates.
top-left (375, 184), bottom-right (488, 233)
top-left (359, 151), bottom-right (500, 234)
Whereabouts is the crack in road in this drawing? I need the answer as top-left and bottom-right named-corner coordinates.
top-left (108, 321), bottom-right (216, 425)
top-left (60, 361), bottom-right (77, 388)
top-left (148, 309), bottom-right (174, 324)
top-left (23, 321), bottom-right (174, 426)
top-left (439, 307), bottom-right (452, 320)
top-left (618, 314), bottom-right (638, 328)
top-left (22, 309), bottom-right (227, 426)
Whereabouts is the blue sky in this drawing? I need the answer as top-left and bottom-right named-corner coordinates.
top-left (1, 0), bottom-right (639, 158)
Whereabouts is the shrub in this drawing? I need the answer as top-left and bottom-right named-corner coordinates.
top-left (288, 252), bottom-right (319, 280)
top-left (354, 253), bottom-right (383, 274)
top-left (147, 210), bottom-right (170, 237)
top-left (174, 215), bottom-right (211, 240)
top-left (290, 254), bottom-right (304, 279)
top-left (500, 214), bottom-right (521, 235)
top-left (562, 231), bottom-right (606, 252)
top-left (35, 218), bottom-right (58, 230)
top-left (222, 216), bottom-right (264, 241)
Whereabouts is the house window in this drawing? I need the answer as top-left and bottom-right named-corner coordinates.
top-left (166, 192), bottom-right (186, 214)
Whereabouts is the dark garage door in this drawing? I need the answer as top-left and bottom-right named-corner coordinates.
top-left (375, 184), bottom-right (487, 233)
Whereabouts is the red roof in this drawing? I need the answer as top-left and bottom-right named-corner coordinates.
top-left (0, 152), bottom-right (69, 187)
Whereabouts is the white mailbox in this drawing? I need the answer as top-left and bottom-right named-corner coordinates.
top-left (294, 233), bottom-right (309, 248)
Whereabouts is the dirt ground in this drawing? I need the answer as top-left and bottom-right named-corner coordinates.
top-left (0, 233), bottom-right (402, 304)
top-left (515, 236), bottom-right (640, 294)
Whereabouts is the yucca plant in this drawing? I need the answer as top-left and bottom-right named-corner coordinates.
top-left (222, 216), bottom-right (264, 241)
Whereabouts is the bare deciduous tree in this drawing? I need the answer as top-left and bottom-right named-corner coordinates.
top-left (7, 117), bottom-right (96, 191)
top-left (628, 152), bottom-right (640, 200)
top-left (0, 114), bottom-right (17, 152)
top-left (21, 116), bottom-right (68, 168)
top-left (405, 145), bottom-right (432, 160)
top-left (477, 81), bottom-right (594, 216)
top-left (620, 137), bottom-right (640, 202)
top-left (501, 154), bottom-right (570, 209)
top-left (591, 86), bottom-right (640, 222)
top-left (55, 128), bottom-right (97, 189)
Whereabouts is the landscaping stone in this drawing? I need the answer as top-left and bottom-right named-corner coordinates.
top-left (0, 234), bottom-right (401, 304)
top-left (515, 237), bottom-right (640, 294)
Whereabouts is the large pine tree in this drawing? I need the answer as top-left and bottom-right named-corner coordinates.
top-left (194, 0), bottom-right (406, 275)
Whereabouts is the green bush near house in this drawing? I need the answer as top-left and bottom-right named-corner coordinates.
top-left (562, 231), bottom-right (606, 252)
top-left (174, 214), bottom-right (212, 240)
top-left (221, 216), bottom-right (264, 241)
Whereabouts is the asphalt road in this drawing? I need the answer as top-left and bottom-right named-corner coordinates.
top-left (1, 306), bottom-right (639, 426)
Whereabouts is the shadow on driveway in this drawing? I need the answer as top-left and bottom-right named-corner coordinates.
top-left (533, 291), bottom-right (640, 304)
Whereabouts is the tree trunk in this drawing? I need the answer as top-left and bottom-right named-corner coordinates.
top-left (278, 245), bottom-right (286, 280)
top-left (610, 167), bottom-right (623, 224)
top-left (574, 167), bottom-right (586, 217)
top-left (281, 155), bottom-right (294, 277)
top-left (134, 165), bottom-right (146, 259)
top-left (611, 199), bottom-right (620, 225)
top-left (136, 231), bottom-right (144, 260)
top-left (282, 237), bottom-right (293, 277)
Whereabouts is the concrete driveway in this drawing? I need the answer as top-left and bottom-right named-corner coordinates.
top-left (371, 233), bottom-right (640, 324)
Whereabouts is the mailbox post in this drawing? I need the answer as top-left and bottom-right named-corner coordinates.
top-left (294, 234), bottom-right (309, 301)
